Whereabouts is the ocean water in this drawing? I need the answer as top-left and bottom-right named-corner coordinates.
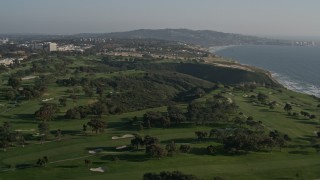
top-left (214, 45), bottom-right (320, 97)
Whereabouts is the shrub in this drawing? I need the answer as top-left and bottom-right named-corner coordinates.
top-left (207, 145), bottom-right (217, 155)
top-left (179, 144), bottom-right (191, 153)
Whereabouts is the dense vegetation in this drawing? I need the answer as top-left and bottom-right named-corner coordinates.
top-left (0, 51), bottom-right (319, 180)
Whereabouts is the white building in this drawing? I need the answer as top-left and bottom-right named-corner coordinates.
top-left (48, 42), bottom-right (57, 52)
top-left (0, 38), bottom-right (9, 45)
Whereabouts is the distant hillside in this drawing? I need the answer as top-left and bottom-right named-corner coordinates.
top-left (102, 29), bottom-right (290, 47)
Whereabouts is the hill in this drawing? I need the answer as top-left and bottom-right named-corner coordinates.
top-left (102, 29), bottom-right (291, 47)
top-left (0, 52), bottom-right (319, 179)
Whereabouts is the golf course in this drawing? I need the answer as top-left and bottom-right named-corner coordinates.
top-left (1, 54), bottom-right (319, 180)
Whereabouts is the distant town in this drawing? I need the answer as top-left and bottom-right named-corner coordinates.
top-left (0, 28), bottom-right (318, 68)
top-left (0, 35), bottom-right (211, 67)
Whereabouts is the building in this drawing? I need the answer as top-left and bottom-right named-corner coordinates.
top-left (48, 42), bottom-right (57, 52)
top-left (0, 38), bottom-right (9, 45)
top-left (32, 42), bottom-right (44, 50)
top-left (0, 57), bottom-right (25, 66)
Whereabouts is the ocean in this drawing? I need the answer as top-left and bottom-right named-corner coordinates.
top-left (213, 45), bottom-right (320, 97)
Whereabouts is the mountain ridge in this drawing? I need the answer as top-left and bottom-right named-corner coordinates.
top-left (100, 28), bottom-right (291, 47)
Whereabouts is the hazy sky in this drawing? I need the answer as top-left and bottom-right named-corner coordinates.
top-left (1, 0), bottom-right (320, 38)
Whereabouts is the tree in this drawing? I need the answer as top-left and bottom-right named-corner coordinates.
top-left (194, 88), bottom-right (205, 98)
top-left (233, 116), bottom-right (245, 127)
top-left (269, 101), bottom-right (277, 109)
top-left (283, 103), bottom-right (292, 114)
top-left (144, 135), bottom-right (159, 147)
top-left (36, 158), bottom-right (46, 167)
top-left (195, 131), bottom-right (208, 141)
top-left (83, 86), bottom-right (94, 97)
top-left (143, 111), bottom-right (163, 128)
top-left (131, 134), bottom-right (144, 150)
top-left (7, 77), bottom-right (21, 89)
top-left (143, 171), bottom-right (200, 180)
top-left (90, 102), bottom-right (108, 117)
top-left (146, 144), bottom-right (167, 159)
top-left (207, 145), bottom-right (217, 155)
top-left (310, 114), bottom-right (316, 119)
top-left (257, 93), bottom-right (268, 104)
top-left (5, 89), bottom-right (17, 101)
top-left (87, 117), bottom-right (106, 134)
top-left (84, 159), bottom-right (91, 166)
top-left (36, 156), bottom-right (48, 167)
top-left (161, 116), bottom-right (171, 128)
top-left (0, 122), bottom-right (11, 151)
top-left (0, 122), bottom-right (26, 151)
top-left (35, 103), bottom-right (58, 121)
top-left (96, 86), bottom-right (105, 97)
top-left (179, 144), bottom-right (191, 153)
top-left (38, 121), bottom-right (50, 143)
top-left (165, 141), bottom-right (177, 155)
top-left (43, 156), bottom-right (49, 164)
top-left (82, 124), bottom-right (87, 133)
top-left (58, 97), bottom-right (67, 107)
top-left (65, 108), bottom-right (81, 119)
top-left (167, 106), bottom-right (186, 125)
top-left (56, 129), bottom-right (62, 141)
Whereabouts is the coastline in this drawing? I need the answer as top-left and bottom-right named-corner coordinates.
top-left (209, 45), bottom-right (240, 53)
top-left (211, 45), bottom-right (320, 97)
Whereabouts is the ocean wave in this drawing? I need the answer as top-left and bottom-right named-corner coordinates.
top-left (271, 72), bottom-right (320, 97)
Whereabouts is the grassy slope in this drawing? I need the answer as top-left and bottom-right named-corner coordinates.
top-left (0, 57), bottom-right (320, 180)
top-left (1, 87), bottom-right (320, 180)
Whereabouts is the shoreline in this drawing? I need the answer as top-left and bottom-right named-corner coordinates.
top-left (211, 45), bottom-right (320, 98)
top-left (209, 45), bottom-right (240, 53)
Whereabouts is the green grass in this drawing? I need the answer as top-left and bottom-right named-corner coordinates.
top-left (1, 56), bottom-right (320, 180)
top-left (1, 87), bottom-right (320, 180)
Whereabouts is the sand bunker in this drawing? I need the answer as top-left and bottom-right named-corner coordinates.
top-left (88, 148), bottom-right (103, 154)
top-left (90, 167), bottom-right (105, 172)
top-left (32, 133), bottom-right (46, 137)
top-left (42, 98), bottom-right (54, 102)
top-left (116, 145), bottom-right (127, 150)
top-left (22, 76), bottom-right (38, 81)
top-left (112, 134), bottom-right (134, 140)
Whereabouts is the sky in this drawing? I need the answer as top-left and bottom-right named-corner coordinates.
top-left (1, 0), bottom-right (320, 39)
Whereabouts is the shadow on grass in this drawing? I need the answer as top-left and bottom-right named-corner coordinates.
top-left (288, 150), bottom-right (310, 155)
top-left (14, 114), bottom-right (35, 120)
top-left (15, 164), bottom-right (35, 169)
top-left (108, 121), bottom-right (133, 131)
top-left (85, 146), bottom-right (116, 151)
top-left (92, 162), bottom-right (106, 165)
top-left (297, 135), bottom-right (316, 143)
top-left (295, 120), bottom-right (319, 125)
top-left (190, 147), bottom-right (207, 155)
top-left (285, 115), bottom-right (301, 120)
top-left (161, 138), bottom-right (196, 144)
top-left (56, 165), bottom-right (79, 168)
top-left (51, 130), bottom-right (82, 136)
top-left (100, 153), bottom-right (149, 162)
top-left (189, 146), bottom-right (248, 156)
top-left (259, 109), bottom-right (273, 113)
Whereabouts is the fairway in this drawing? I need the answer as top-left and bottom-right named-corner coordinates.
top-left (1, 53), bottom-right (320, 180)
